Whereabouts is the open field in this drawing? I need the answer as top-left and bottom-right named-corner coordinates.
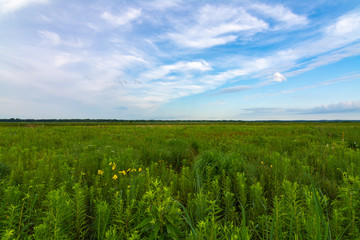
top-left (0, 122), bottom-right (359, 239)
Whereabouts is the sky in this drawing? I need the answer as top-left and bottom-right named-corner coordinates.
top-left (1, 0), bottom-right (360, 120)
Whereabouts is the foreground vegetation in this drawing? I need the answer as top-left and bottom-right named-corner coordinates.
top-left (0, 122), bottom-right (359, 239)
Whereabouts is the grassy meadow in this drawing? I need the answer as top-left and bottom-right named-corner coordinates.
top-left (0, 122), bottom-right (359, 239)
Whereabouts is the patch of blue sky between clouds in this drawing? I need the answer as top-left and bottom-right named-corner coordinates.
top-left (0, 0), bottom-right (360, 119)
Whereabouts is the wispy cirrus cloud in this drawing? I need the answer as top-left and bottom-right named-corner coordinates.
top-left (205, 9), bottom-right (360, 93)
top-left (247, 73), bottom-right (360, 100)
top-left (247, 2), bottom-right (308, 30)
top-left (38, 30), bottom-right (83, 47)
top-left (0, 0), bottom-right (48, 14)
top-left (167, 4), bottom-right (269, 49)
top-left (140, 60), bottom-right (211, 82)
top-left (101, 8), bottom-right (141, 27)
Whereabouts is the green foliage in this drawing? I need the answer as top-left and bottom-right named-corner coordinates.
top-left (72, 183), bottom-right (88, 239)
top-left (136, 179), bottom-right (184, 239)
top-left (34, 187), bottom-right (73, 240)
top-left (0, 122), bottom-right (359, 239)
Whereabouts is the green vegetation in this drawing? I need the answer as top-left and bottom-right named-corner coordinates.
top-left (0, 122), bottom-right (359, 239)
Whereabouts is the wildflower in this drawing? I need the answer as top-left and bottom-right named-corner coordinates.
top-left (127, 168), bottom-right (131, 172)
top-left (131, 168), bottom-right (136, 172)
top-left (119, 170), bottom-right (126, 176)
top-left (109, 162), bottom-right (113, 166)
top-left (261, 161), bottom-right (264, 165)
top-left (112, 174), bottom-right (118, 180)
top-left (139, 168), bottom-right (142, 172)
top-left (128, 185), bottom-right (131, 188)
top-left (98, 170), bottom-right (104, 175)
top-left (112, 163), bottom-right (116, 170)
top-left (270, 165), bottom-right (273, 168)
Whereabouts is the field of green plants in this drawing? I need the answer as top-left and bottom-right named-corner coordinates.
top-left (0, 122), bottom-right (359, 239)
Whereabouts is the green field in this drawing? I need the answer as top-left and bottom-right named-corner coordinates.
top-left (0, 122), bottom-right (359, 239)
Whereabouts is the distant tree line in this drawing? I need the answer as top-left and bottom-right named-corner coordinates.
top-left (0, 118), bottom-right (358, 123)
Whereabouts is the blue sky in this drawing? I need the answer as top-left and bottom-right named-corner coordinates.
top-left (1, 0), bottom-right (360, 120)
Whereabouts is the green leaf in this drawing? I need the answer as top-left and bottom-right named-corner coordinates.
top-left (134, 217), bottom-right (152, 230)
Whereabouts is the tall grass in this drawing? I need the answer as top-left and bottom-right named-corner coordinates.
top-left (0, 122), bottom-right (359, 239)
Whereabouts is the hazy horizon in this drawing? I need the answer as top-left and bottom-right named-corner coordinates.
top-left (1, 0), bottom-right (360, 120)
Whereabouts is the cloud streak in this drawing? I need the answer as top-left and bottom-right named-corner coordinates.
top-left (0, 0), bottom-right (47, 14)
top-left (247, 73), bottom-right (360, 100)
top-left (243, 101), bottom-right (360, 116)
top-left (38, 30), bottom-right (83, 47)
top-left (167, 4), bottom-right (269, 48)
top-left (101, 8), bottom-right (141, 26)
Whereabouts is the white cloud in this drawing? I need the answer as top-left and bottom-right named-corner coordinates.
top-left (292, 10), bottom-right (360, 59)
top-left (286, 43), bottom-right (360, 77)
top-left (241, 101), bottom-right (360, 120)
top-left (145, 0), bottom-right (181, 10)
top-left (248, 3), bottom-right (308, 29)
top-left (214, 10), bottom-right (360, 88)
top-left (101, 8), bottom-right (141, 26)
top-left (246, 73), bottom-right (360, 100)
top-left (305, 101), bottom-right (360, 114)
top-left (54, 53), bottom-right (82, 67)
top-left (326, 11), bottom-right (360, 38)
top-left (0, 0), bottom-right (47, 14)
top-left (38, 30), bottom-right (83, 47)
top-left (272, 72), bottom-right (286, 82)
top-left (38, 30), bottom-right (60, 45)
top-left (140, 60), bottom-right (211, 81)
top-left (167, 4), bottom-right (268, 48)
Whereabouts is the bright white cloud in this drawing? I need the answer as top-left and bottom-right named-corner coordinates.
top-left (101, 8), bottom-right (141, 26)
top-left (272, 72), bottom-right (286, 82)
top-left (326, 11), bottom-right (360, 38)
top-left (0, 0), bottom-right (47, 14)
top-left (141, 60), bottom-right (211, 81)
top-left (248, 3), bottom-right (308, 29)
top-left (168, 5), bottom-right (268, 48)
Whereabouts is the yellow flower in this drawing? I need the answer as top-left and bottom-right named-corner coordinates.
top-left (112, 163), bottom-right (116, 170)
top-left (119, 170), bottom-right (126, 176)
top-left (128, 185), bottom-right (131, 188)
top-left (270, 165), bottom-right (273, 168)
top-left (131, 168), bottom-right (136, 172)
top-left (138, 168), bottom-right (142, 172)
top-left (98, 170), bottom-right (104, 175)
top-left (112, 174), bottom-right (118, 180)
top-left (127, 168), bottom-right (131, 172)
top-left (109, 162), bottom-right (112, 166)
top-left (261, 161), bottom-right (264, 165)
